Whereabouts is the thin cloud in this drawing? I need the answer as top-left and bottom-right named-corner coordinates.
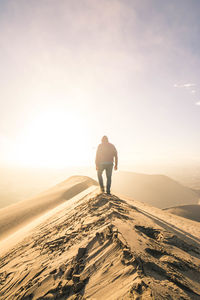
top-left (196, 101), bottom-right (200, 105)
top-left (183, 83), bottom-right (196, 88)
top-left (174, 83), bottom-right (196, 88)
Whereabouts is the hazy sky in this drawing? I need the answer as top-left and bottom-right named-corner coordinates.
top-left (1, 0), bottom-right (200, 169)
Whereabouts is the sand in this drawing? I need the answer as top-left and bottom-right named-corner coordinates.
top-left (0, 185), bottom-right (97, 257)
top-left (164, 204), bottom-right (200, 222)
top-left (0, 176), bottom-right (97, 241)
top-left (0, 177), bottom-right (200, 299)
top-left (112, 171), bottom-right (199, 208)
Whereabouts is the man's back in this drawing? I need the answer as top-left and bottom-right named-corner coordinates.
top-left (96, 142), bottom-right (117, 165)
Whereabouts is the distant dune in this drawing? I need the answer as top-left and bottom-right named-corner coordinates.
top-left (112, 171), bottom-right (199, 209)
top-left (0, 176), bottom-right (97, 240)
top-left (192, 188), bottom-right (200, 198)
top-left (0, 166), bottom-right (96, 209)
top-left (165, 204), bottom-right (200, 222)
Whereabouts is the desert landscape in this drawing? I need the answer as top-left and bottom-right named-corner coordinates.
top-left (112, 171), bottom-right (200, 209)
top-left (0, 175), bottom-right (200, 299)
top-left (1, 0), bottom-right (200, 299)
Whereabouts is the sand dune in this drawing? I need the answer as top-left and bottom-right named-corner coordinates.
top-left (0, 181), bottom-right (200, 299)
top-left (112, 171), bottom-right (199, 208)
top-left (165, 204), bottom-right (200, 222)
top-left (0, 176), bottom-right (97, 241)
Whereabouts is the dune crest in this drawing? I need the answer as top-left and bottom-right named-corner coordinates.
top-left (0, 191), bottom-right (200, 299)
top-left (0, 176), bottom-right (97, 241)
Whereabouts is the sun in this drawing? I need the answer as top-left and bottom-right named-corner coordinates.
top-left (14, 111), bottom-right (91, 167)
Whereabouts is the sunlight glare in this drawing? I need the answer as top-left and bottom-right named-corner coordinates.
top-left (14, 111), bottom-right (91, 167)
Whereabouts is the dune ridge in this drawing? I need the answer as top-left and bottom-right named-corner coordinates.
top-left (0, 188), bottom-right (200, 299)
top-left (112, 171), bottom-right (199, 208)
top-left (0, 176), bottom-right (97, 241)
top-left (164, 204), bottom-right (200, 222)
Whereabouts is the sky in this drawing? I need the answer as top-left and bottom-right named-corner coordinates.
top-left (1, 0), bottom-right (200, 170)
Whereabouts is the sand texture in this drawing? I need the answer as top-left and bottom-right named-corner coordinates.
top-left (0, 176), bottom-right (97, 240)
top-left (0, 185), bottom-right (200, 299)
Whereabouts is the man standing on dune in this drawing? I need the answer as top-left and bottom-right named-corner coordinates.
top-left (95, 136), bottom-right (118, 194)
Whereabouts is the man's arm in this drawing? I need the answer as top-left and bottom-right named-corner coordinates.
top-left (95, 145), bottom-right (100, 170)
top-left (114, 146), bottom-right (118, 170)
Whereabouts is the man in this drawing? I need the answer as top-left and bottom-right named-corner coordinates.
top-left (95, 136), bottom-right (118, 194)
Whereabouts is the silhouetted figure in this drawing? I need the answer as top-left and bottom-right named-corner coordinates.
top-left (95, 136), bottom-right (118, 194)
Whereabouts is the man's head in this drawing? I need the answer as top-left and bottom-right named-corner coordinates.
top-left (101, 135), bottom-right (109, 143)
